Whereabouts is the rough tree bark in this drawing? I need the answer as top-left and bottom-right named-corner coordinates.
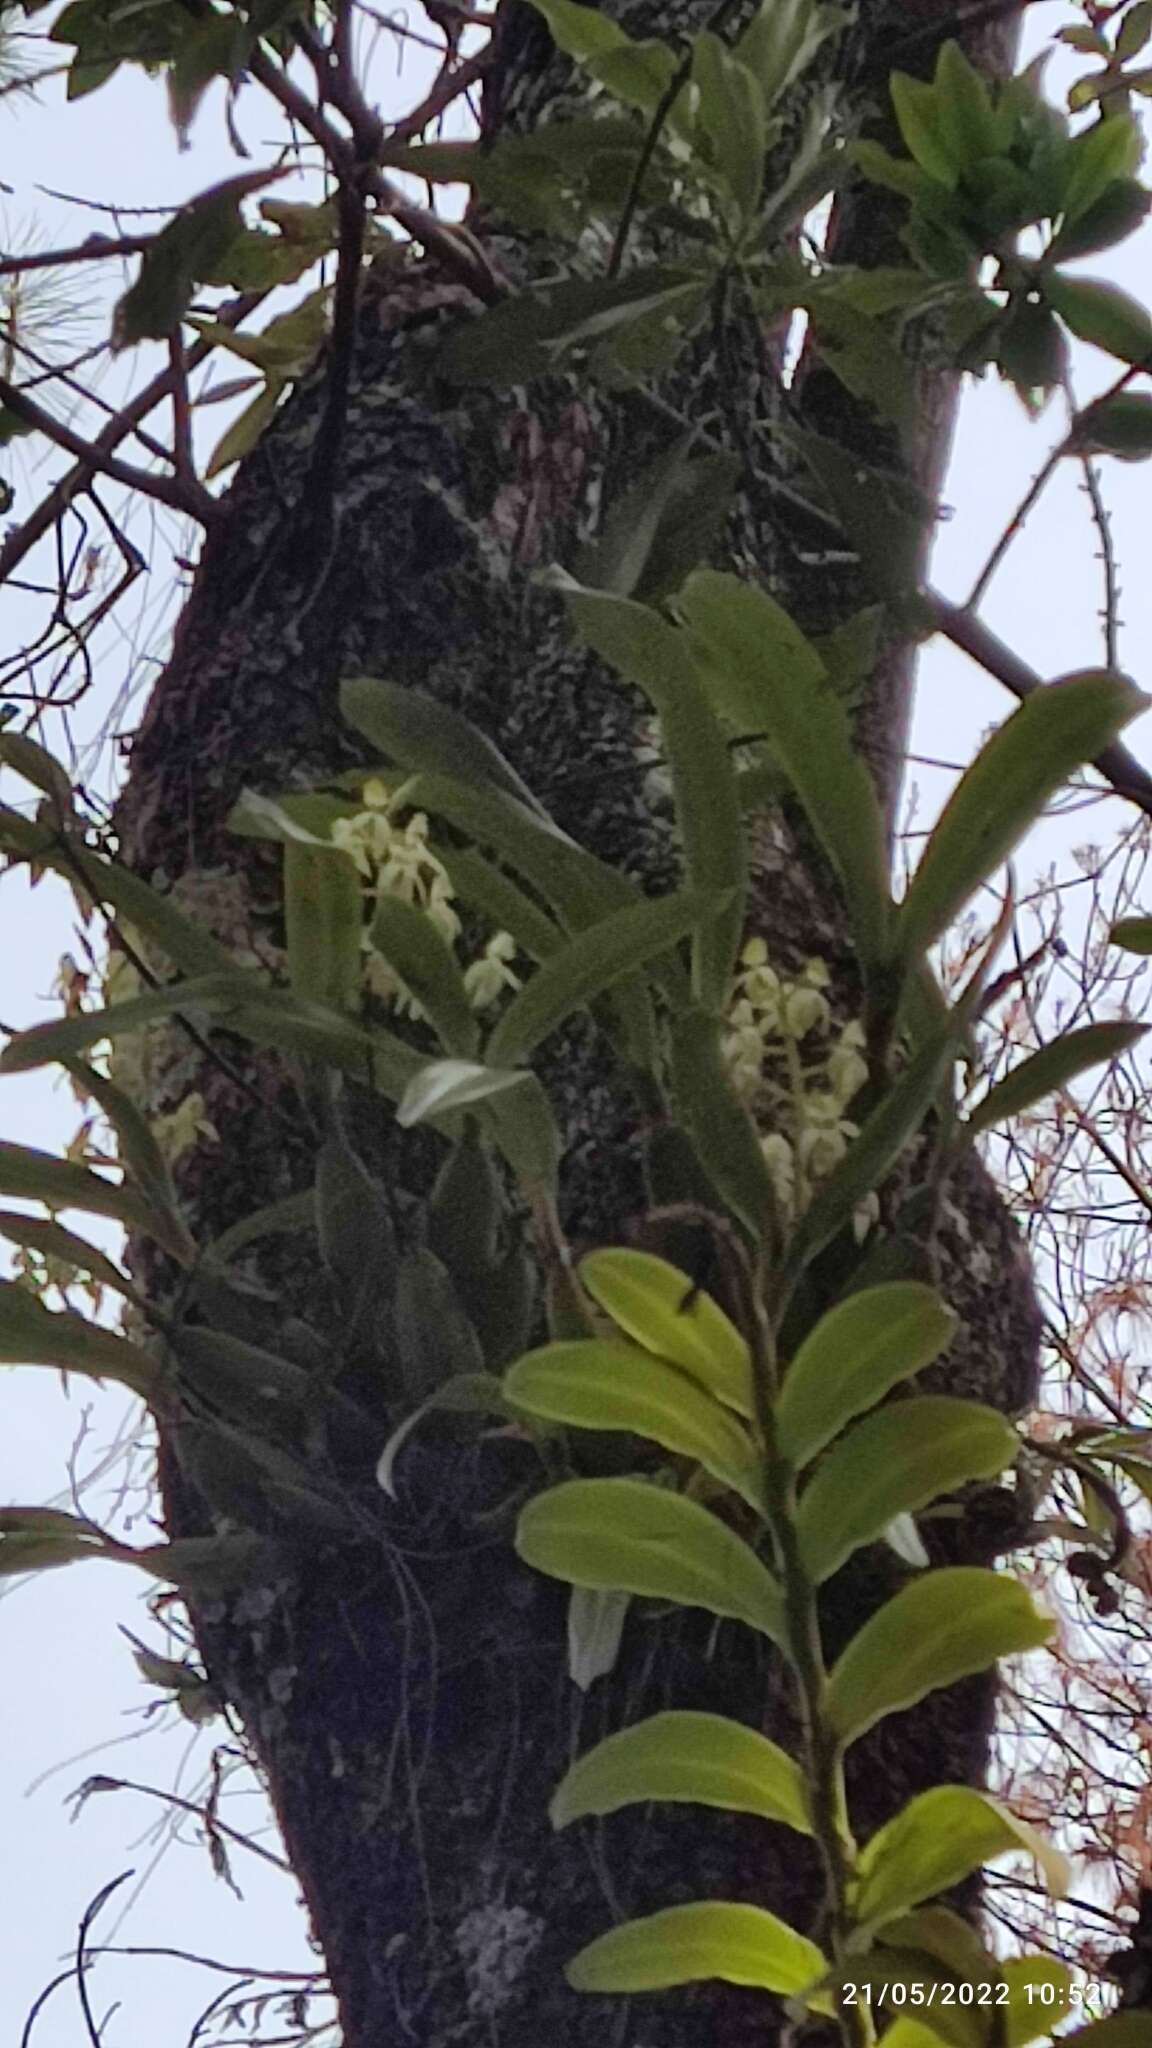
top-left (115, 2), bottom-right (1042, 2042)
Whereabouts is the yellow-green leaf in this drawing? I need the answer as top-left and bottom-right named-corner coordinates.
top-left (578, 1248), bottom-right (754, 1417)
top-left (505, 1340), bottom-right (762, 1504)
top-left (827, 1568), bottom-right (1053, 1745)
top-left (516, 1477), bottom-right (785, 1642)
top-left (551, 1709), bottom-right (812, 1834)
top-left (566, 1901), bottom-right (828, 1999)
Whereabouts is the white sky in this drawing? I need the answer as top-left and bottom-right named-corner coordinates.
top-left (2, 4), bottom-right (1152, 2041)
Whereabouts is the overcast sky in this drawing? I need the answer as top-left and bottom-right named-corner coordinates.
top-left (2, 4), bottom-right (1152, 2041)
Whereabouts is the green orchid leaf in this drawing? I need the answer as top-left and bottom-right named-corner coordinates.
top-left (284, 841), bottom-right (363, 1012)
top-left (776, 1282), bottom-right (957, 1468)
top-left (566, 1901), bottom-right (828, 1999)
top-left (486, 888), bottom-right (723, 1067)
top-left (0, 1281), bottom-right (157, 1393)
top-left (966, 1019), bottom-right (1146, 1138)
top-left (578, 1248), bottom-right (754, 1417)
top-left (675, 569), bottom-right (891, 969)
top-left (857, 1785), bottom-right (1067, 1932)
top-left (396, 1057), bottom-right (531, 1126)
top-left (0, 1211), bottom-right (139, 1304)
top-left (796, 1396), bottom-right (1018, 1584)
top-left (560, 586), bottom-right (747, 1004)
top-left (0, 1138), bottom-right (190, 1262)
top-left (575, 438), bottom-right (741, 606)
top-left (516, 1477), bottom-right (785, 1642)
top-left (827, 1568), bottom-right (1053, 1745)
top-left (505, 1340), bottom-right (762, 1504)
top-left (340, 676), bottom-right (544, 814)
top-left (900, 669), bottom-right (1147, 961)
top-left (370, 894), bottom-right (479, 1057)
top-left (551, 1709), bottom-right (812, 1834)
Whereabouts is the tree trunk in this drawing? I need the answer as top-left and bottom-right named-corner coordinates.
top-left (116, 2), bottom-right (1041, 2040)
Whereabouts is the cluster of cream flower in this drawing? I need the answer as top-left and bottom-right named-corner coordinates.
top-left (723, 937), bottom-right (871, 1222)
top-left (329, 781), bottom-right (521, 1017)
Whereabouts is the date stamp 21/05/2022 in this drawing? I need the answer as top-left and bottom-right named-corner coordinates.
top-left (841, 1979), bottom-right (1108, 2017)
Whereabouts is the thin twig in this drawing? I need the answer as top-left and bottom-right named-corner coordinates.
top-left (0, 375), bottom-right (217, 525)
top-left (0, 290), bottom-right (267, 588)
top-left (245, 43), bottom-right (504, 300)
top-left (965, 432), bottom-right (1070, 611)
top-left (387, 43), bottom-right (492, 143)
top-left (0, 234), bottom-right (157, 278)
top-left (928, 593), bottom-right (1152, 824)
top-left (1076, 447), bottom-right (1120, 670)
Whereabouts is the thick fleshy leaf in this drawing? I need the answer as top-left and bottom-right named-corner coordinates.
top-left (576, 438), bottom-right (741, 606)
top-left (63, 1058), bottom-right (182, 1224)
top-left (966, 1019), bottom-right (1146, 1137)
top-left (227, 992), bottom-right (423, 1099)
top-left (785, 1016), bottom-right (964, 1278)
top-left (857, 1785), bottom-right (1067, 1931)
top-left (339, 676), bottom-right (543, 813)
top-left (675, 569), bottom-right (891, 969)
top-left (505, 1340), bottom-right (761, 1503)
top-left (566, 1901), bottom-right (827, 1998)
top-left (0, 1139), bottom-right (190, 1262)
top-left (284, 841), bottom-right (363, 1012)
top-left (900, 670), bottom-right (1147, 961)
top-left (551, 1709), bottom-right (812, 1834)
top-left (0, 1211), bottom-right (138, 1304)
top-left (0, 1282), bottom-right (156, 1393)
top-left (486, 888), bottom-right (722, 1066)
top-left (0, 970), bottom-right (258, 1075)
top-left (561, 587), bottom-right (748, 1005)
top-left (435, 845), bottom-right (562, 964)
top-left (578, 1249), bottom-right (754, 1417)
top-left (669, 1008), bottom-right (781, 1240)
top-left (515, 1477), bottom-right (785, 1642)
top-left (827, 1568), bottom-right (1053, 1746)
top-left (796, 1397), bottom-right (1018, 1583)
top-left (166, 1325), bottom-right (314, 1434)
top-left (207, 1189), bottom-right (317, 1264)
top-left (0, 1505), bottom-right (111, 1577)
top-left (776, 1282), bottom-right (957, 1468)
top-left (438, 269), bottom-right (705, 385)
top-left (396, 1057), bottom-right (531, 1127)
top-left (316, 1122), bottom-right (396, 1296)
top-left (370, 894), bottom-right (478, 1057)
